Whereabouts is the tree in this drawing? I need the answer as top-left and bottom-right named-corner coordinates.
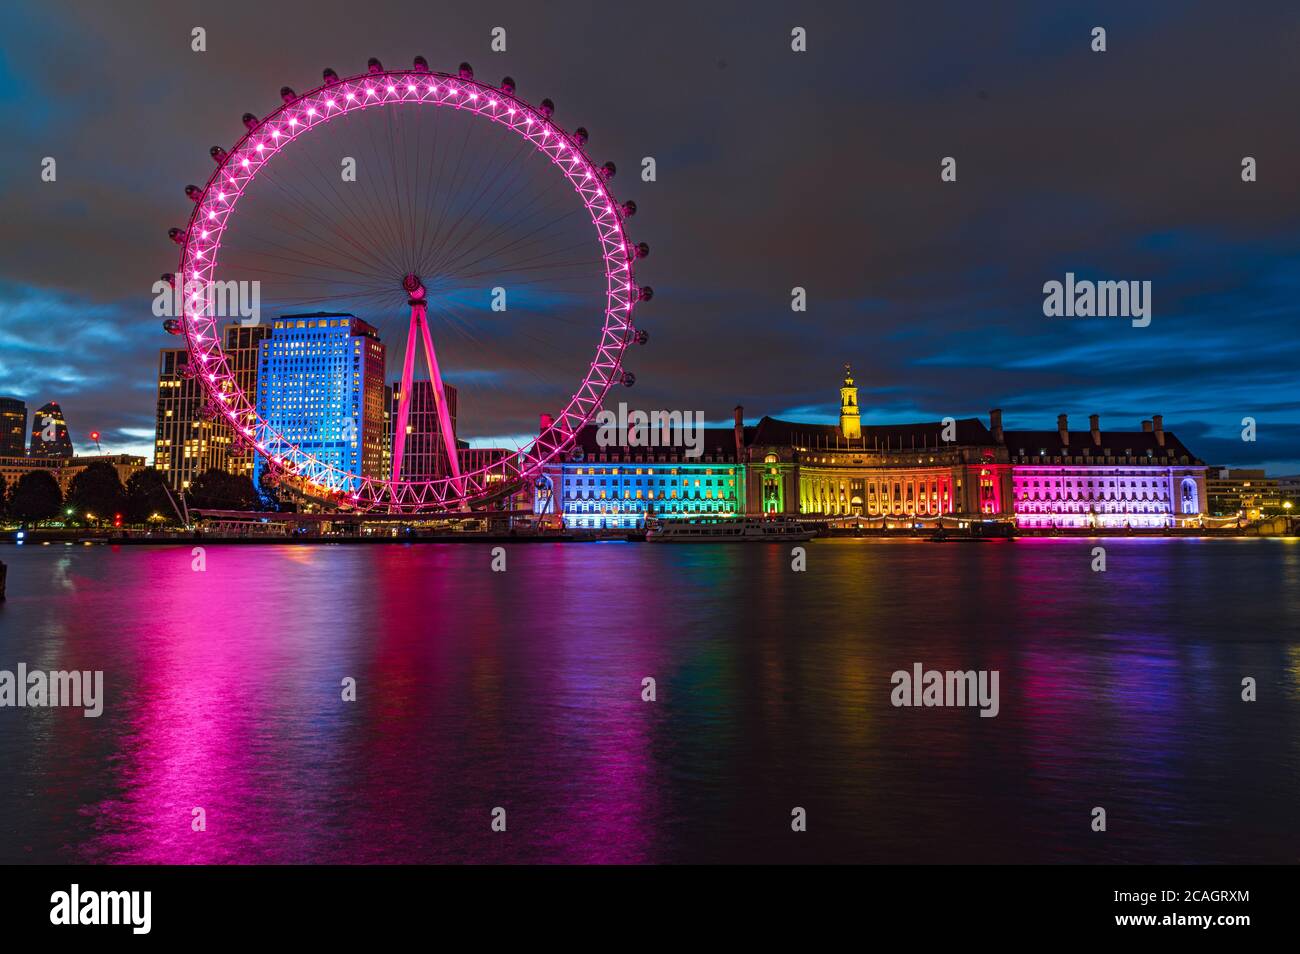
top-left (256, 468), bottom-right (293, 513)
top-left (8, 470), bottom-right (63, 524)
top-left (125, 468), bottom-right (177, 525)
top-left (67, 462), bottom-right (127, 525)
top-left (188, 468), bottom-right (259, 511)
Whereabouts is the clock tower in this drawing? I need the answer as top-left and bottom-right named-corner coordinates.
top-left (839, 364), bottom-right (861, 439)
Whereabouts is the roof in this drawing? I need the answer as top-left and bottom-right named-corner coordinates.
top-left (569, 422), bottom-right (740, 459)
top-left (746, 415), bottom-right (994, 449)
top-left (1001, 429), bottom-right (1200, 461)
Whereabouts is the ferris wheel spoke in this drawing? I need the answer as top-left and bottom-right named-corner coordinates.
top-left (435, 213), bottom-right (593, 284)
top-left (232, 239), bottom-right (398, 287)
top-left (419, 136), bottom-right (536, 275)
top-left (178, 66), bottom-right (642, 513)
top-left (421, 146), bottom-right (571, 279)
top-left (258, 154), bottom-right (406, 279)
top-left (240, 170), bottom-right (404, 281)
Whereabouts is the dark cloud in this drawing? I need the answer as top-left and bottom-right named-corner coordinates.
top-left (0, 0), bottom-right (1297, 469)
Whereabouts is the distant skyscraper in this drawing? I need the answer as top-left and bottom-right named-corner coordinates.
top-left (256, 313), bottom-right (386, 491)
top-left (387, 379), bottom-right (458, 480)
top-left (154, 349), bottom-right (229, 490)
top-left (28, 401), bottom-right (72, 459)
top-left (222, 323), bottom-right (272, 479)
top-left (0, 397), bottom-right (26, 456)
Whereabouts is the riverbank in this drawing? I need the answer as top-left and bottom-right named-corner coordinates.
top-left (2, 526), bottom-right (1292, 545)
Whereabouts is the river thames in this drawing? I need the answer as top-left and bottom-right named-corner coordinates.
top-left (1, 538), bottom-right (1297, 864)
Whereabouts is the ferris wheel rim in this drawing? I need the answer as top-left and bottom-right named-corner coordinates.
top-left (175, 65), bottom-right (641, 512)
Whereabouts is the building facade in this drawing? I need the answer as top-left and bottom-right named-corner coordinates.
top-left (1205, 468), bottom-right (1293, 520)
top-left (154, 347), bottom-right (231, 490)
top-left (28, 401), bottom-right (73, 459)
top-left (530, 369), bottom-right (1209, 530)
top-left (537, 425), bottom-right (744, 530)
top-left (1004, 414), bottom-right (1207, 529)
top-left (0, 397), bottom-right (26, 456)
top-left (221, 323), bottom-right (272, 480)
top-left (255, 313), bottom-right (386, 492)
top-left (0, 453), bottom-right (145, 499)
top-left (387, 380), bottom-right (458, 481)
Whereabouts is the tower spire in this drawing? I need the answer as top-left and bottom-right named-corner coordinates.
top-left (839, 363), bottom-right (861, 440)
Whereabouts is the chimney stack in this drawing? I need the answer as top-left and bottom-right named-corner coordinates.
top-left (1141, 419), bottom-right (1153, 432)
top-left (734, 405), bottom-right (745, 462)
top-left (1057, 414), bottom-right (1069, 445)
top-left (1089, 414), bottom-right (1101, 446)
top-left (990, 408), bottom-right (1003, 443)
top-left (539, 412), bottom-right (554, 433)
top-left (1153, 414), bottom-right (1165, 447)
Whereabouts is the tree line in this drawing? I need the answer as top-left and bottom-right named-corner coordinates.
top-left (0, 464), bottom-right (284, 526)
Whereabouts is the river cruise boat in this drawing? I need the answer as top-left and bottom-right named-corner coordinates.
top-left (645, 516), bottom-right (815, 543)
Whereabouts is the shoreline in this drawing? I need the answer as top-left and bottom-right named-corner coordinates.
top-left (1, 528), bottom-right (1292, 546)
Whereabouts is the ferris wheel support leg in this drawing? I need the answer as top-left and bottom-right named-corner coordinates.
top-left (391, 310), bottom-right (420, 483)
top-left (415, 306), bottom-right (466, 505)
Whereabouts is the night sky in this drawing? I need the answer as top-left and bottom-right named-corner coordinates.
top-left (1, 0), bottom-right (1297, 470)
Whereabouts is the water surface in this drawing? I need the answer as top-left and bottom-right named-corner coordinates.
top-left (1, 538), bottom-right (1297, 863)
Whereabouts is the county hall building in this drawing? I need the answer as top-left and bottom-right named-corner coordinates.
top-left (537, 367), bottom-right (1208, 530)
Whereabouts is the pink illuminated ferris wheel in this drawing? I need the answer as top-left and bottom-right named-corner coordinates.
top-left (165, 57), bottom-right (651, 513)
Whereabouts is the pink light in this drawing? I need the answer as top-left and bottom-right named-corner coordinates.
top-left (173, 65), bottom-right (635, 519)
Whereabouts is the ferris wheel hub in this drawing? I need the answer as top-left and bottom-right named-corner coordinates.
top-left (402, 273), bottom-right (426, 300)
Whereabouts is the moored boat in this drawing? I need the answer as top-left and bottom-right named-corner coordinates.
top-left (645, 516), bottom-right (815, 542)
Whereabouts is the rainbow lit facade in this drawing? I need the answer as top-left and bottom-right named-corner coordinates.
top-left (1004, 414), bottom-right (1206, 529)
top-left (531, 379), bottom-right (1209, 529)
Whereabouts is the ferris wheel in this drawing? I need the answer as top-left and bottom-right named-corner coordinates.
top-left (164, 56), bottom-right (651, 512)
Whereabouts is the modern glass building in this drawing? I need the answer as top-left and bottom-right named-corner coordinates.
top-left (28, 401), bottom-right (73, 459)
top-left (0, 397), bottom-right (26, 456)
top-left (386, 379), bottom-right (458, 481)
top-left (255, 313), bottom-right (386, 492)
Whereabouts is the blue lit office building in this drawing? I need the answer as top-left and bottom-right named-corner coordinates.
top-left (255, 313), bottom-right (386, 492)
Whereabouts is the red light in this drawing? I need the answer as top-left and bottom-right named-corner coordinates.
top-left (90, 430), bottom-right (101, 441)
